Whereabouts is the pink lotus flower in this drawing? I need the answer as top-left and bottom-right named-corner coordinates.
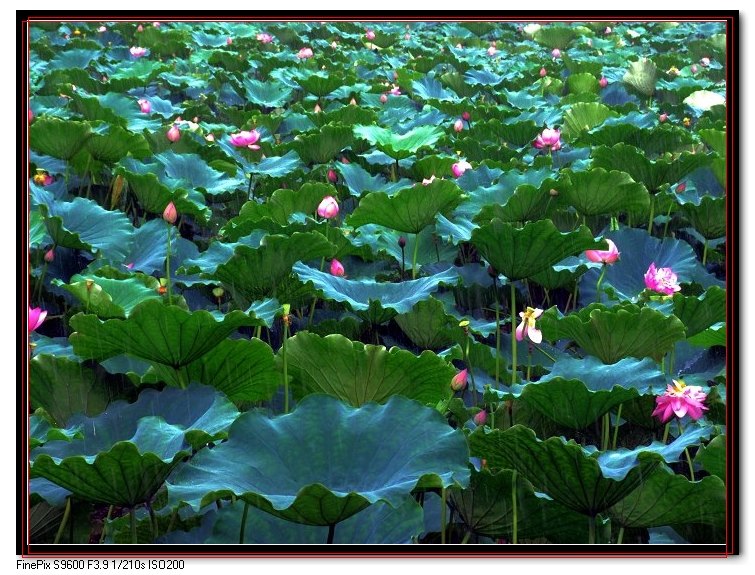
top-left (129, 46), bottom-right (147, 58)
top-left (163, 201), bottom-right (177, 224)
top-left (257, 32), bottom-right (273, 44)
top-left (340, 156), bottom-right (350, 164)
top-left (297, 47), bottom-right (314, 59)
top-left (700, 57), bottom-right (710, 67)
top-left (136, 25), bottom-right (144, 32)
top-left (659, 113), bottom-right (668, 123)
top-left (405, 33), bottom-right (411, 41)
top-left (97, 25), bottom-right (107, 33)
top-left (539, 67), bottom-right (547, 77)
top-left (422, 175), bottom-right (436, 186)
top-left (124, 263), bottom-right (135, 270)
top-left (487, 46), bottom-right (497, 56)
top-left (451, 160), bottom-right (472, 178)
top-left (349, 97), bottom-right (357, 106)
top-left (652, 379), bottom-right (708, 423)
top-left (380, 93), bottom-right (388, 104)
top-left (551, 48), bottom-right (561, 59)
top-left (644, 263), bottom-right (682, 295)
top-left (599, 76), bottom-right (608, 88)
top-left (389, 85), bottom-right (401, 96)
top-left (167, 125), bottom-right (181, 143)
top-left (450, 369), bottom-right (468, 391)
top-left (33, 172), bottom-right (54, 186)
top-left (365, 29), bottom-right (376, 40)
top-left (313, 103), bottom-right (322, 113)
top-left (585, 239), bottom-right (620, 264)
top-left (152, 22), bottom-right (161, 28)
top-left (453, 119), bottom-right (463, 133)
top-left (205, 133), bottom-right (215, 142)
top-left (516, 307), bottom-right (543, 344)
top-left (44, 248), bottom-right (55, 263)
top-left (676, 182), bottom-right (687, 193)
top-left (331, 41), bottom-right (338, 49)
top-left (317, 196), bottom-right (339, 219)
top-left (330, 258), bottom-right (345, 277)
top-left (533, 128), bottom-right (562, 151)
top-left (473, 411), bottom-right (487, 426)
top-left (229, 129), bottom-right (261, 149)
top-left (604, 26), bottom-right (612, 34)
top-left (691, 64), bottom-right (698, 74)
top-left (327, 169), bottom-right (338, 183)
top-left (138, 98), bottom-right (151, 114)
top-left (29, 307), bottom-right (47, 332)
top-left (226, 37), bottom-right (233, 45)
top-left (462, 111), bottom-right (471, 121)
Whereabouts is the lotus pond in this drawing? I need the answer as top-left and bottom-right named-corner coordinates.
top-left (26, 19), bottom-right (730, 547)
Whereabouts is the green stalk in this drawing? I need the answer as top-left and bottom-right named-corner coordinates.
top-left (595, 264), bottom-right (607, 303)
top-left (53, 498), bottom-right (72, 544)
top-left (147, 502), bottom-right (158, 541)
top-left (440, 487), bottom-right (447, 544)
top-left (411, 233), bottom-right (420, 279)
top-left (460, 531), bottom-right (472, 544)
top-left (130, 507), bottom-right (138, 544)
top-left (327, 524), bottom-right (336, 544)
top-left (602, 413), bottom-right (610, 451)
top-left (34, 260), bottom-right (49, 303)
top-left (534, 344), bottom-right (556, 363)
top-left (254, 325), bottom-right (262, 340)
top-left (283, 321), bottom-right (290, 414)
top-left (464, 337), bottom-right (478, 405)
top-left (511, 470), bottom-right (518, 544)
top-left (647, 196), bottom-right (655, 234)
top-left (510, 282), bottom-right (517, 385)
top-left (612, 404), bottom-right (623, 450)
top-left (494, 281), bottom-right (501, 387)
top-left (99, 505), bottom-right (114, 544)
top-left (662, 203), bottom-right (674, 238)
top-left (616, 526), bottom-right (625, 544)
top-left (588, 515), bottom-right (596, 544)
top-left (662, 421), bottom-right (671, 444)
top-left (677, 420), bottom-right (695, 480)
top-left (166, 223), bottom-right (173, 302)
top-left (239, 501), bottom-right (249, 544)
top-left (702, 239), bottom-right (709, 265)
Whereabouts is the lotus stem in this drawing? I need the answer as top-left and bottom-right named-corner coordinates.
top-left (595, 264), bottom-right (607, 304)
top-left (166, 508), bottom-right (178, 534)
top-left (400, 244), bottom-right (405, 279)
top-left (662, 202), bottom-right (674, 238)
top-left (702, 239), bottom-right (709, 265)
top-left (146, 501), bottom-right (158, 540)
top-left (254, 326), bottom-right (262, 340)
top-left (616, 526), bottom-right (625, 544)
top-left (411, 233), bottom-right (420, 279)
top-left (327, 523), bottom-right (336, 544)
top-left (34, 260), bottom-right (49, 303)
top-left (612, 404), bottom-right (623, 450)
top-left (662, 421), bottom-right (671, 444)
top-left (307, 296), bottom-right (318, 327)
top-left (166, 223), bottom-right (172, 303)
top-left (647, 196), bottom-right (655, 234)
top-left (602, 412), bottom-right (610, 451)
top-left (440, 487), bottom-right (447, 544)
top-left (99, 505), bottom-right (114, 544)
top-left (53, 497), bottom-right (72, 544)
top-left (247, 172), bottom-right (254, 200)
top-left (283, 320), bottom-right (290, 414)
top-left (493, 278), bottom-right (501, 387)
top-left (510, 282), bottom-right (517, 385)
top-left (460, 531), bottom-right (472, 544)
top-left (511, 470), bottom-right (518, 544)
top-left (677, 419), bottom-right (695, 480)
top-left (526, 346), bottom-right (532, 383)
top-left (239, 501), bottom-right (249, 544)
top-left (130, 507), bottom-right (138, 544)
top-left (588, 515), bottom-right (596, 544)
top-left (464, 336), bottom-right (478, 405)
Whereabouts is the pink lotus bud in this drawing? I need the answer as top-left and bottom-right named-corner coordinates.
top-left (700, 57), bottom-right (710, 67)
top-left (138, 98), bottom-right (151, 114)
top-left (540, 67), bottom-right (547, 77)
top-left (533, 128), bottom-right (562, 151)
top-left (456, 43), bottom-right (463, 49)
top-left (28, 109), bottom-right (33, 123)
top-left (153, 22), bottom-right (160, 28)
top-left (340, 156), bottom-right (350, 164)
top-left (393, 71), bottom-right (399, 80)
top-left (205, 133), bottom-right (215, 142)
top-left (450, 369), bottom-right (468, 391)
top-left (44, 248), bottom-right (55, 263)
top-left (29, 306), bottom-right (47, 332)
top-left (136, 24), bottom-right (143, 32)
top-left (226, 36), bottom-right (232, 45)
top-left (162, 201), bottom-right (177, 224)
top-left (330, 258), bottom-right (345, 277)
top-left (365, 29), bottom-right (376, 40)
top-left (297, 47), bottom-right (314, 59)
top-left (129, 46), bottom-right (147, 58)
top-left (124, 263), bottom-right (135, 270)
top-left (676, 182), bottom-right (687, 193)
top-left (327, 169), bottom-right (338, 183)
top-left (380, 93), bottom-right (388, 104)
top-left (474, 411), bottom-right (487, 426)
top-left (551, 48), bottom-right (561, 59)
top-left (462, 111), bottom-right (471, 121)
top-left (659, 113), bottom-right (668, 123)
top-left (599, 76), bottom-right (608, 88)
top-left (349, 97), bottom-right (357, 106)
top-left (585, 239), bottom-right (620, 264)
top-left (317, 196), bottom-right (339, 219)
top-left (453, 119), bottom-right (463, 133)
top-left (604, 26), bottom-right (612, 34)
top-left (691, 64), bottom-right (698, 74)
top-left (167, 125), bottom-right (181, 143)
top-left (331, 41), bottom-right (338, 49)
top-left (452, 160), bottom-right (472, 178)
top-left (313, 103), bottom-right (322, 114)
top-left (398, 236), bottom-right (407, 248)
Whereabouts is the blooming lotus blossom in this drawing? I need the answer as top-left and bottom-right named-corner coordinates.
top-left (152, 22), bottom-right (161, 28)
top-left (533, 128), bottom-right (562, 151)
top-left (327, 169), bottom-right (338, 183)
top-left (167, 125), bottom-right (181, 143)
top-left (317, 196), bottom-right (339, 219)
top-left (539, 67), bottom-right (547, 77)
top-left (297, 47), bottom-right (314, 59)
top-left (551, 48), bottom-right (561, 59)
top-left (683, 117), bottom-right (691, 128)
top-left (136, 25), bottom-right (143, 32)
top-left (599, 76), bottom-right (608, 88)
top-left (138, 98), bottom-right (151, 114)
top-left (700, 57), bottom-right (710, 67)
top-left (330, 258), bottom-right (345, 277)
top-left (667, 66), bottom-right (680, 76)
top-left (229, 129), bottom-right (261, 149)
top-left (451, 160), bottom-right (472, 178)
top-left (516, 307), bottom-right (543, 344)
top-left (453, 119), bottom-right (463, 133)
top-left (365, 29), bottom-right (376, 40)
top-left (163, 201), bottom-right (177, 224)
top-left (389, 85), bottom-right (401, 96)
top-left (644, 263), bottom-right (682, 295)
top-left (29, 307), bottom-right (47, 332)
top-left (422, 175), bottom-right (436, 186)
top-left (129, 46), bottom-right (147, 58)
top-left (257, 32), bottom-right (273, 43)
top-left (473, 411), bottom-right (487, 426)
top-left (585, 239), bottom-right (620, 264)
top-left (652, 379), bottom-right (708, 423)
top-left (450, 369), bottom-right (468, 391)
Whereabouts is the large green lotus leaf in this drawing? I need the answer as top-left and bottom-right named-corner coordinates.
top-left (38, 198), bottom-right (134, 261)
top-left (213, 232), bottom-right (335, 306)
top-left (471, 219), bottom-right (603, 281)
top-left (203, 496), bottom-right (423, 544)
top-left (451, 469), bottom-right (589, 543)
top-left (52, 274), bottom-right (161, 319)
top-left (144, 338), bottom-right (278, 404)
top-left (83, 124), bottom-right (151, 164)
top-left (30, 355), bottom-right (109, 427)
top-left (582, 123), bottom-right (695, 156)
top-left (69, 299), bottom-right (260, 366)
top-left (178, 232), bottom-right (266, 276)
top-left (683, 90), bottom-right (726, 112)
top-left (30, 117), bottom-right (92, 160)
top-left (540, 356), bottom-right (667, 394)
top-left (561, 102), bottom-right (615, 141)
top-left (687, 323), bottom-right (726, 348)
top-left (533, 25), bottom-right (579, 48)
top-left (287, 124), bottom-right (354, 165)
top-left (167, 394), bottom-right (470, 526)
top-left (578, 228), bottom-right (723, 304)
top-left (566, 72), bottom-right (600, 95)
top-left (31, 385), bottom-right (238, 506)
top-left (251, 150), bottom-right (304, 177)
top-left (296, 72), bottom-right (349, 97)
top-left (695, 434), bottom-right (725, 482)
top-left (110, 61), bottom-right (172, 93)
top-left (152, 150), bottom-right (245, 197)
top-left (346, 179), bottom-right (464, 234)
top-left (672, 286), bottom-right (726, 338)
top-left (680, 196), bottom-right (726, 239)
top-left (30, 414), bottom-right (82, 450)
top-left (336, 161), bottom-right (411, 197)
top-left (609, 466), bottom-right (725, 529)
top-left (555, 169), bottom-right (650, 216)
top-left (539, 303), bottom-right (686, 364)
top-left (353, 124), bottom-right (444, 160)
top-left (411, 76), bottom-right (459, 102)
top-left (307, 106), bottom-right (379, 129)
top-left (292, 263), bottom-right (458, 324)
top-left (474, 180), bottom-right (557, 224)
top-left (530, 256), bottom-right (596, 290)
top-left (394, 297), bottom-right (463, 350)
top-left (622, 58), bottom-right (658, 97)
top-left (265, 182), bottom-right (339, 224)
top-left (242, 78), bottom-right (293, 108)
top-left (284, 332), bottom-right (455, 407)
top-left (699, 128), bottom-right (726, 158)
top-left (591, 143), bottom-right (712, 191)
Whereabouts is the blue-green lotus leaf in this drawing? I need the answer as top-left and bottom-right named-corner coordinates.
top-left (251, 150), bottom-right (304, 177)
top-left (412, 76), bottom-right (459, 101)
top-left (242, 78), bottom-right (293, 108)
top-left (555, 168), bottom-right (650, 216)
top-left (178, 232), bottom-right (266, 276)
top-left (152, 150), bottom-right (245, 196)
top-left (293, 262), bottom-right (458, 324)
top-left (680, 196), bottom-right (726, 240)
top-left (695, 434), bottom-right (725, 482)
top-left (353, 124), bottom-right (444, 160)
top-left (394, 297), bottom-right (463, 350)
top-left (52, 274), bottom-right (161, 319)
top-left (562, 102), bottom-right (616, 140)
top-left (167, 394), bottom-right (470, 525)
top-left (671, 286), bottom-right (726, 338)
top-left (336, 161), bottom-right (412, 197)
top-left (296, 72), bottom-right (350, 97)
top-left (541, 356), bottom-right (667, 393)
top-left (284, 332), bottom-right (455, 407)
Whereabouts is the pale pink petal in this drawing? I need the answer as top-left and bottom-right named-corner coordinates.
top-left (528, 327), bottom-right (542, 344)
